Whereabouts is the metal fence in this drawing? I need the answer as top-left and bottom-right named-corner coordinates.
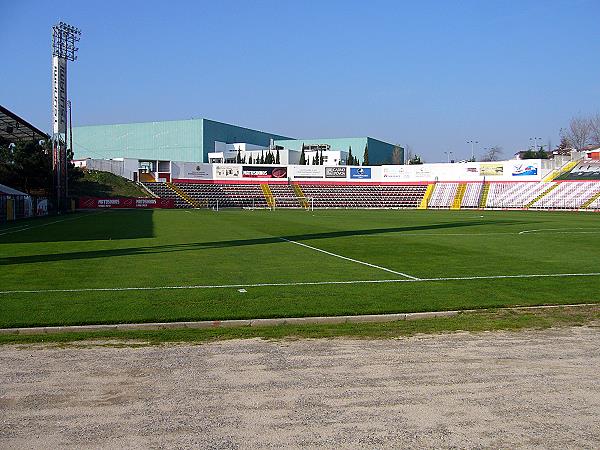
top-left (0, 195), bottom-right (49, 224)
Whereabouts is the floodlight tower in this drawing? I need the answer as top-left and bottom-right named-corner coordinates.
top-left (51, 21), bottom-right (81, 212)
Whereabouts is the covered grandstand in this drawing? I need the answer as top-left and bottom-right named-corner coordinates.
top-left (0, 104), bottom-right (48, 143)
top-left (0, 105), bottom-right (50, 222)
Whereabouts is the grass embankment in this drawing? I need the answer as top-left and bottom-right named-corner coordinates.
top-left (1, 305), bottom-right (598, 346)
top-left (70, 170), bottom-right (148, 198)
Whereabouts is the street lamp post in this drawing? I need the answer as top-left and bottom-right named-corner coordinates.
top-left (444, 151), bottom-right (454, 163)
top-left (467, 140), bottom-right (479, 161)
top-left (529, 137), bottom-right (542, 152)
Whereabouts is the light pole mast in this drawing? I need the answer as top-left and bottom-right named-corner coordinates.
top-left (52, 21), bottom-right (81, 213)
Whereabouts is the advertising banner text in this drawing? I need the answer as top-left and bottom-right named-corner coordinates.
top-left (242, 166), bottom-right (287, 178)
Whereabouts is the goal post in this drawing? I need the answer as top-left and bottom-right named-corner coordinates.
top-left (204, 197), bottom-right (314, 211)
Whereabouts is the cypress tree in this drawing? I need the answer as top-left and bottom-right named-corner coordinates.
top-left (363, 144), bottom-right (369, 166)
top-left (299, 148), bottom-right (306, 165)
top-left (276, 149), bottom-right (280, 164)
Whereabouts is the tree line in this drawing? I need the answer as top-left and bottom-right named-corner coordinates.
top-left (298, 144), bottom-right (369, 165)
top-left (237, 149), bottom-right (280, 164)
top-left (560, 113), bottom-right (600, 151)
top-left (0, 137), bottom-right (81, 195)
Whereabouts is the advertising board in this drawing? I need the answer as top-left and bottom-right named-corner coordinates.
top-left (215, 165), bottom-right (240, 178)
top-left (325, 167), bottom-right (347, 178)
top-left (350, 167), bottom-right (371, 179)
top-left (480, 163), bottom-right (504, 176)
top-left (78, 197), bottom-right (174, 209)
top-left (383, 166), bottom-right (409, 179)
top-left (414, 166), bottom-right (433, 179)
top-left (511, 163), bottom-right (538, 176)
top-left (180, 163), bottom-right (212, 180)
top-left (242, 166), bottom-right (287, 178)
top-left (293, 166), bottom-right (324, 179)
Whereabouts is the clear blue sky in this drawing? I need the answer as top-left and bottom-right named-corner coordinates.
top-left (1, 0), bottom-right (599, 162)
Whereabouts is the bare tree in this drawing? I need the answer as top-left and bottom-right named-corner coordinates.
top-left (561, 116), bottom-right (592, 150)
top-left (589, 114), bottom-right (600, 146)
top-left (480, 145), bottom-right (503, 161)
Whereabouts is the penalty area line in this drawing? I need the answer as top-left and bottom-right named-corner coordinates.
top-left (1, 272), bottom-right (600, 295)
top-left (279, 237), bottom-right (421, 280)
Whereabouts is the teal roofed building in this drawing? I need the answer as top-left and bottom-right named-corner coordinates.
top-left (72, 118), bottom-right (292, 163)
top-left (72, 118), bottom-right (402, 166)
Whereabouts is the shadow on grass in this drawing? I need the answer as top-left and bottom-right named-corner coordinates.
top-left (0, 219), bottom-right (526, 266)
top-left (0, 210), bottom-right (155, 244)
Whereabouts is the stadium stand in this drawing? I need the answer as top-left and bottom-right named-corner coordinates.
top-left (426, 182), bottom-right (482, 209)
top-left (587, 194), bottom-right (600, 209)
top-left (143, 183), bottom-right (189, 208)
top-left (267, 184), bottom-right (303, 208)
top-left (145, 182), bottom-right (269, 208)
top-left (428, 183), bottom-right (459, 208)
top-left (296, 184), bottom-right (427, 208)
top-left (559, 162), bottom-right (600, 181)
top-left (484, 182), bottom-right (553, 209)
top-left (141, 178), bottom-right (600, 211)
top-left (461, 183), bottom-right (483, 208)
top-left (530, 181), bottom-right (600, 209)
top-left (144, 182), bottom-right (428, 209)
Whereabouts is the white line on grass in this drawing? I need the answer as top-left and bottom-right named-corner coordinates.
top-left (2, 272), bottom-right (599, 295)
top-left (360, 230), bottom-right (600, 238)
top-left (518, 228), bottom-right (600, 235)
top-left (279, 237), bottom-right (420, 280)
top-left (0, 211), bottom-right (106, 237)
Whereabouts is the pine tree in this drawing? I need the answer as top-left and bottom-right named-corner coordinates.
top-left (236, 149), bottom-right (242, 163)
top-left (363, 144), bottom-right (369, 166)
top-left (276, 149), bottom-right (280, 164)
top-left (260, 151), bottom-right (264, 164)
top-left (320, 150), bottom-right (324, 165)
top-left (347, 146), bottom-right (353, 166)
top-left (299, 148), bottom-right (306, 165)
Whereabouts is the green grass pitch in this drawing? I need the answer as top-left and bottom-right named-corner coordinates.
top-left (1, 208), bottom-right (599, 328)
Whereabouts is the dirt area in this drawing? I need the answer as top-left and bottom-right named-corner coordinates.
top-left (1, 327), bottom-right (599, 448)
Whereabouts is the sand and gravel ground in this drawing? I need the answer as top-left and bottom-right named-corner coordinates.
top-left (1, 326), bottom-right (599, 449)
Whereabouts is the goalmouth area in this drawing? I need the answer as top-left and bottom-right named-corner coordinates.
top-left (0, 208), bottom-right (599, 329)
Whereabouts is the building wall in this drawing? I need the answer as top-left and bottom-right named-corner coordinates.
top-left (73, 118), bottom-right (291, 163)
top-left (73, 119), bottom-right (204, 162)
top-left (274, 137), bottom-right (400, 165)
top-left (367, 137), bottom-right (402, 165)
top-left (202, 119), bottom-right (291, 162)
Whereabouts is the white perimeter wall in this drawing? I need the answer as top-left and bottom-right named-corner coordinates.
top-left (87, 159), bottom-right (557, 183)
top-left (170, 160), bottom-right (548, 182)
